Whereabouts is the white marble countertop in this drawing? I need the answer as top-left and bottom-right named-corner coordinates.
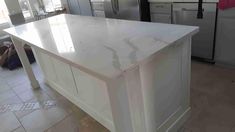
top-left (4, 14), bottom-right (198, 79)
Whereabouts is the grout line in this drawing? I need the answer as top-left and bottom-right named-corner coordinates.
top-left (43, 111), bottom-right (72, 132)
top-left (12, 112), bottom-right (27, 132)
top-left (11, 86), bottom-right (24, 105)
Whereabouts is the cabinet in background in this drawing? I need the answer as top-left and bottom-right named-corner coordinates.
top-left (215, 8), bottom-right (235, 66)
top-left (67, 0), bottom-right (93, 16)
top-left (150, 3), bottom-right (172, 24)
top-left (91, 1), bottom-right (105, 17)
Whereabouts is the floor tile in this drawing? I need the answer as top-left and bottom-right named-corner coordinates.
top-left (16, 88), bottom-right (51, 103)
top-left (6, 74), bottom-right (29, 88)
top-left (1, 60), bottom-right (235, 132)
top-left (0, 79), bottom-right (11, 93)
top-left (12, 126), bottom-right (26, 132)
top-left (46, 114), bottom-right (109, 132)
top-left (12, 83), bottom-right (33, 95)
top-left (14, 109), bottom-right (36, 119)
top-left (20, 107), bottom-right (68, 132)
top-left (45, 114), bottom-right (80, 132)
top-left (0, 112), bottom-right (21, 132)
top-left (0, 89), bottom-right (18, 103)
top-left (0, 95), bottom-right (22, 106)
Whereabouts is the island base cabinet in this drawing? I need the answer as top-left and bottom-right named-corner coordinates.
top-left (33, 51), bottom-right (78, 96)
top-left (33, 50), bottom-right (114, 131)
top-left (71, 67), bottom-right (114, 130)
top-left (33, 37), bottom-right (191, 132)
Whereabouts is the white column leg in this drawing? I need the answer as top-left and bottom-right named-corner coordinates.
top-left (11, 36), bottom-right (40, 89)
top-left (106, 67), bottom-right (147, 132)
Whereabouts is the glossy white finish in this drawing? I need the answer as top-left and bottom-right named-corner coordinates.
top-left (4, 14), bottom-right (198, 80)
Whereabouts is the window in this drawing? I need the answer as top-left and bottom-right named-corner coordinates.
top-left (18, 0), bottom-right (33, 18)
top-left (0, 0), bottom-right (9, 24)
top-left (43, 0), bottom-right (62, 12)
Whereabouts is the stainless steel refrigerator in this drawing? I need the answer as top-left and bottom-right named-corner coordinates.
top-left (104, 0), bottom-right (150, 21)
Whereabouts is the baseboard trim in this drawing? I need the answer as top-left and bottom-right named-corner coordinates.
top-left (157, 107), bottom-right (191, 132)
top-left (167, 108), bottom-right (191, 132)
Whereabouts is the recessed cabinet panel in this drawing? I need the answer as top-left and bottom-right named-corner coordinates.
top-left (52, 58), bottom-right (78, 96)
top-left (37, 52), bottom-right (57, 82)
top-left (94, 10), bottom-right (105, 17)
top-left (72, 67), bottom-right (113, 121)
top-left (140, 43), bottom-right (183, 130)
top-left (151, 13), bottom-right (171, 23)
top-left (92, 2), bottom-right (104, 11)
top-left (150, 3), bottom-right (172, 14)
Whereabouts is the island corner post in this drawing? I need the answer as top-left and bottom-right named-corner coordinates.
top-left (11, 36), bottom-right (40, 89)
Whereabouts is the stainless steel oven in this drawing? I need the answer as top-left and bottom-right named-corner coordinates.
top-left (173, 3), bottom-right (217, 62)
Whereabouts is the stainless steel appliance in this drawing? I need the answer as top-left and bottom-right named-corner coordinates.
top-left (104, 0), bottom-right (150, 21)
top-left (173, 3), bottom-right (217, 62)
top-left (67, 0), bottom-right (93, 16)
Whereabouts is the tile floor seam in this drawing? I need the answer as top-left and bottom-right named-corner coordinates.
top-left (10, 126), bottom-right (25, 132)
top-left (14, 109), bottom-right (35, 120)
top-left (43, 111), bottom-right (72, 132)
top-left (0, 89), bottom-right (20, 106)
top-left (7, 79), bottom-right (30, 89)
top-left (11, 87), bottom-right (24, 105)
top-left (12, 112), bottom-right (27, 132)
top-left (44, 89), bottom-right (56, 101)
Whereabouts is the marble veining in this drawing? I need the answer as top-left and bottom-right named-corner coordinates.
top-left (4, 14), bottom-right (198, 79)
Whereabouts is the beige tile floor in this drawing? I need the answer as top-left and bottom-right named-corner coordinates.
top-left (0, 63), bottom-right (109, 132)
top-left (0, 61), bottom-right (235, 132)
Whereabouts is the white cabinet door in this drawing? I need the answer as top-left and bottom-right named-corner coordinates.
top-left (150, 3), bottom-right (172, 24)
top-left (94, 10), bottom-right (105, 17)
top-left (51, 58), bottom-right (78, 96)
top-left (215, 9), bottom-right (235, 66)
top-left (71, 67), bottom-right (113, 123)
top-left (151, 14), bottom-right (171, 23)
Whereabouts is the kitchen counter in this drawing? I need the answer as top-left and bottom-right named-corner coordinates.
top-left (4, 14), bottom-right (197, 79)
top-left (4, 14), bottom-right (198, 132)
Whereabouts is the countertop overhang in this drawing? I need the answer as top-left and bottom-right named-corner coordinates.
top-left (4, 14), bottom-right (198, 79)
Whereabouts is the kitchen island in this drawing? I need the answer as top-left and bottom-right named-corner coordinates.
top-left (4, 14), bottom-right (198, 132)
